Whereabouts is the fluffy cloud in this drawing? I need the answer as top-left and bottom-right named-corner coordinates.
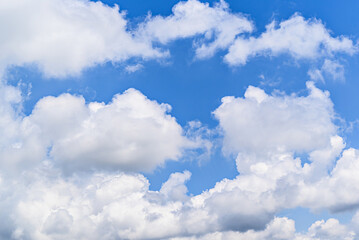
top-left (225, 14), bottom-right (356, 65)
top-left (1, 0), bottom-right (359, 238)
top-left (4, 167), bottom-right (356, 240)
top-left (0, 1), bottom-right (355, 78)
top-left (0, 168), bottom-right (292, 239)
top-left (213, 81), bottom-right (336, 173)
top-left (296, 147), bottom-right (359, 211)
top-left (31, 88), bottom-right (192, 172)
top-left (212, 82), bottom-right (359, 221)
top-left (0, 0), bottom-right (163, 77)
top-left (0, 83), bottom-right (195, 173)
top-left (0, 83), bottom-right (46, 172)
top-left (3, 166), bottom-right (357, 240)
top-left (137, 0), bottom-right (253, 59)
top-left (0, 0), bottom-right (253, 77)
top-left (300, 218), bottom-right (355, 240)
top-left (1, 81), bottom-right (359, 239)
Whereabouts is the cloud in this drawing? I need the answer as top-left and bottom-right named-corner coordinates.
top-left (0, 83), bottom-right (46, 172)
top-left (297, 147), bottom-right (359, 211)
top-left (308, 59), bottom-right (345, 82)
top-left (0, 0), bottom-right (253, 78)
top-left (0, 0), bottom-right (164, 77)
top-left (0, 168), bottom-right (288, 239)
top-left (224, 14), bottom-right (356, 65)
top-left (211, 82), bottom-right (359, 218)
top-left (0, 1), bottom-right (356, 78)
top-left (171, 217), bottom-right (296, 240)
top-left (1, 1), bottom-right (359, 238)
top-left (160, 171), bottom-right (192, 202)
top-left (0, 83), bottom-right (199, 173)
top-left (31, 88), bottom-right (191, 173)
top-left (125, 63), bottom-right (144, 73)
top-left (321, 59), bottom-right (345, 81)
top-left (138, 0), bottom-right (253, 59)
top-left (173, 217), bottom-right (356, 240)
top-left (1, 166), bottom-right (358, 240)
top-left (1, 81), bottom-right (359, 239)
top-left (213, 81), bottom-right (336, 173)
top-left (308, 68), bottom-right (325, 82)
top-left (298, 218), bottom-right (355, 240)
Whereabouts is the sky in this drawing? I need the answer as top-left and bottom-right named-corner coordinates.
top-left (1, 0), bottom-right (359, 239)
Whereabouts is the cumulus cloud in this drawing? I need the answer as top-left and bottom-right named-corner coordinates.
top-left (3, 165), bottom-right (357, 240)
top-left (0, 168), bottom-right (291, 239)
top-left (224, 14), bottom-right (356, 65)
top-left (160, 171), bottom-right (192, 202)
top-left (0, 83), bottom-right (46, 172)
top-left (303, 218), bottom-right (355, 240)
top-left (0, 1), bottom-right (356, 78)
top-left (0, 0), bottom-right (253, 78)
top-left (0, 83), bottom-right (198, 173)
top-left (297, 147), bottom-right (359, 211)
top-left (32, 88), bottom-right (193, 172)
top-left (1, 0), bottom-right (359, 238)
top-left (0, 81), bottom-right (359, 239)
top-left (0, 0), bottom-right (166, 77)
top-left (137, 0), bottom-right (253, 59)
top-left (213, 81), bottom-right (336, 173)
top-left (211, 82), bottom-right (359, 221)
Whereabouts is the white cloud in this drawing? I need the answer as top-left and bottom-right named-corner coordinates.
top-left (0, 0), bottom-right (164, 77)
top-left (0, 83), bottom-right (46, 172)
top-left (322, 59), bottom-right (345, 81)
top-left (125, 63), bottom-right (144, 73)
top-left (31, 88), bottom-right (197, 173)
top-left (0, 0), bottom-right (254, 77)
top-left (308, 68), bottom-right (324, 82)
top-left (297, 147), bottom-right (359, 211)
top-left (0, 81), bottom-right (359, 239)
top-left (171, 217), bottom-right (296, 240)
top-left (211, 82), bottom-right (359, 217)
top-left (0, 165), bottom-right (358, 240)
top-left (0, 168), bottom-right (289, 239)
top-left (0, 83), bottom-right (200, 173)
top-left (308, 59), bottom-right (345, 82)
top-left (0, 1), bottom-right (359, 238)
top-left (298, 218), bottom-right (355, 240)
top-left (225, 14), bottom-right (356, 65)
top-left (213, 81), bottom-right (336, 173)
top-left (160, 171), bottom-right (192, 202)
top-left (138, 0), bottom-right (253, 59)
top-left (0, 1), bottom-right (355, 78)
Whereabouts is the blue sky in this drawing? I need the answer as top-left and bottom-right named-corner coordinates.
top-left (1, 0), bottom-right (359, 239)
